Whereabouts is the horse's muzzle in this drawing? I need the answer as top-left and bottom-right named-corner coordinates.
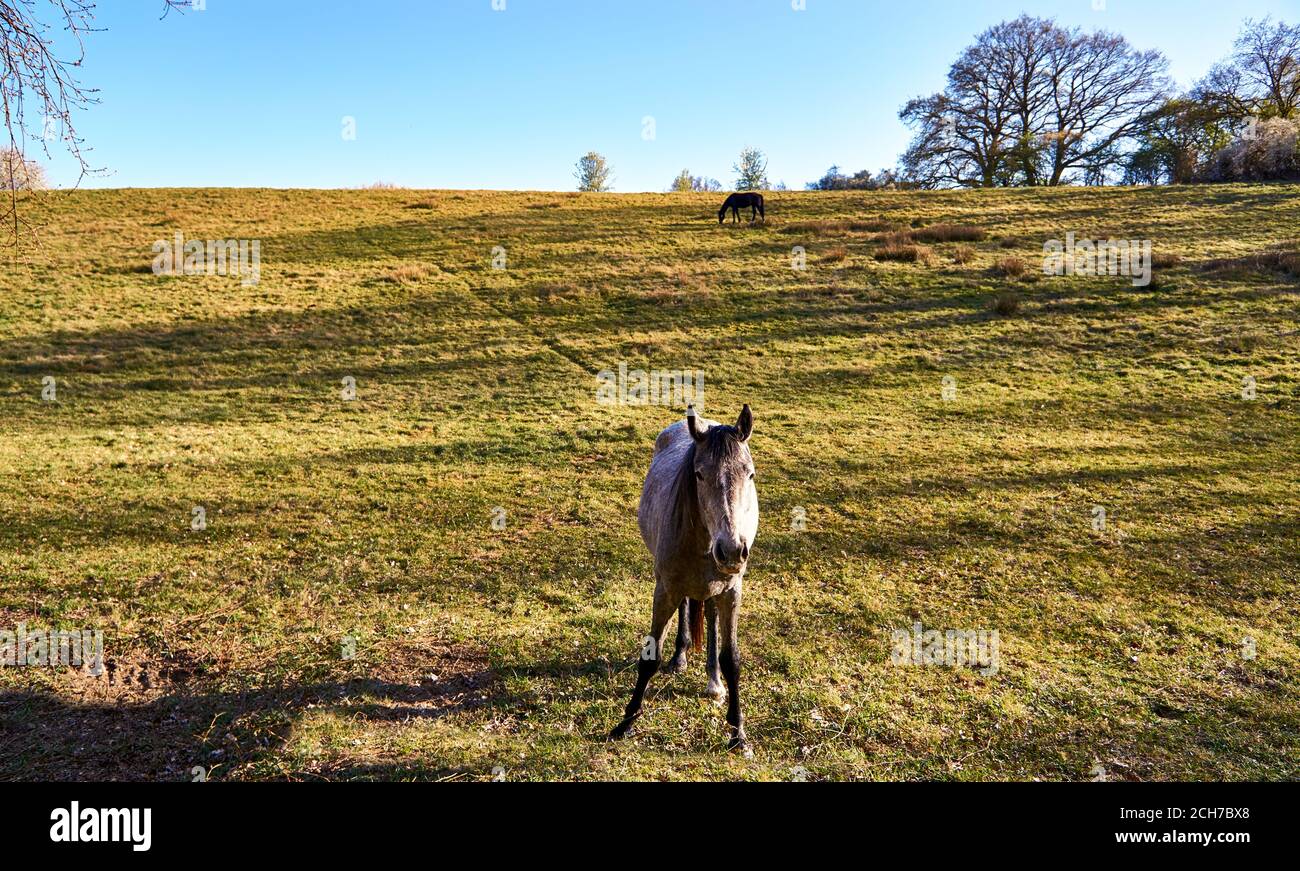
top-left (712, 537), bottom-right (749, 574)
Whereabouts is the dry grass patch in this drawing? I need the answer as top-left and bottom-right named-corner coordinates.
top-left (912, 223), bottom-right (986, 243)
top-left (821, 245), bottom-right (849, 264)
top-left (991, 290), bottom-right (1021, 315)
top-left (875, 235), bottom-right (931, 263)
top-left (383, 263), bottom-right (434, 284)
top-left (995, 256), bottom-right (1027, 278)
top-left (952, 244), bottom-right (976, 265)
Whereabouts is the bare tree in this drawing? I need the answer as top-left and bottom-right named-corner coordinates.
top-left (901, 95), bottom-right (973, 187)
top-left (903, 16), bottom-right (1099, 187)
top-left (900, 16), bottom-right (1168, 187)
top-left (900, 65), bottom-right (1017, 188)
top-left (1197, 17), bottom-right (1300, 122)
top-left (1039, 29), bottom-right (1170, 185)
top-left (975, 15), bottom-right (1058, 185)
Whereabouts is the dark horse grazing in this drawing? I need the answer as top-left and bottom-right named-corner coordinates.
top-left (718, 192), bottom-right (765, 224)
top-left (609, 405), bottom-right (759, 754)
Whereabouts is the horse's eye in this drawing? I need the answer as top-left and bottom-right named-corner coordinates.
top-left (749, 471), bottom-right (755, 480)
top-left (694, 471), bottom-right (703, 480)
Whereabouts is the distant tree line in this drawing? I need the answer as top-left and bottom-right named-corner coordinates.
top-left (665, 146), bottom-right (779, 192)
top-left (578, 146), bottom-right (784, 193)
top-left (669, 170), bottom-right (722, 192)
top-left (805, 165), bottom-right (903, 191)
top-left (895, 15), bottom-right (1299, 188)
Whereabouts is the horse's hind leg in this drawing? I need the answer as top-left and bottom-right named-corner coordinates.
top-left (665, 600), bottom-right (689, 673)
top-left (609, 585), bottom-right (680, 740)
top-left (705, 598), bottom-right (724, 701)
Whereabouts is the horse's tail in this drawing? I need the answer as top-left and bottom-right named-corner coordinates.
top-left (688, 598), bottom-right (704, 653)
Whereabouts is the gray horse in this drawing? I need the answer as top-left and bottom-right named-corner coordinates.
top-left (609, 404), bottom-right (759, 752)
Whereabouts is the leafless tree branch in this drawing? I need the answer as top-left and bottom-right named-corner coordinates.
top-left (1, 2), bottom-right (182, 250)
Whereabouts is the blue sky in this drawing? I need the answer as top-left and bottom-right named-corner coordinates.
top-left (35, 0), bottom-right (1297, 191)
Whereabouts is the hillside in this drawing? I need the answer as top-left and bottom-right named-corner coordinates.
top-left (1, 185), bottom-right (1297, 780)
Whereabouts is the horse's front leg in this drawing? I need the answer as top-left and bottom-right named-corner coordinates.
top-left (609, 584), bottom-right (680, 740)
top-left (705, 598), bottom-right (724, 701)
top-left (716, 587), bottom-right (749, 754)
top-left (665, 600), bottom-right (689, 673)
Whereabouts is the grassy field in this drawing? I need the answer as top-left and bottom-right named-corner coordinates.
top-left (1, 184), bottom-right (1297, 781)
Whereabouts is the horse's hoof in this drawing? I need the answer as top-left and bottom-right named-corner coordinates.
top-left (608, 720), bottom-right (633, 741)
top-left (664, 656), bottom-right (687, 675)
top-left (705, 682), bottom-right (726, 703)
top-left (728, 736), bottom-right (753, 758)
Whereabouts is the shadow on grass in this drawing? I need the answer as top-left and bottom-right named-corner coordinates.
top-left (0, 616), bottom-right (672, 782)
top-left (0, 641), bottom-right (512, 781)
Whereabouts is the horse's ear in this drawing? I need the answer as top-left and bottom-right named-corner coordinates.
top-left (686, 405), bottom-right (707, 442)
top-left (735, 404), bottom-right (753, 442)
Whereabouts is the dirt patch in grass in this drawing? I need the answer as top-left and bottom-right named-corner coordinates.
top-left (0, 639), bottom-right (496, 781)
